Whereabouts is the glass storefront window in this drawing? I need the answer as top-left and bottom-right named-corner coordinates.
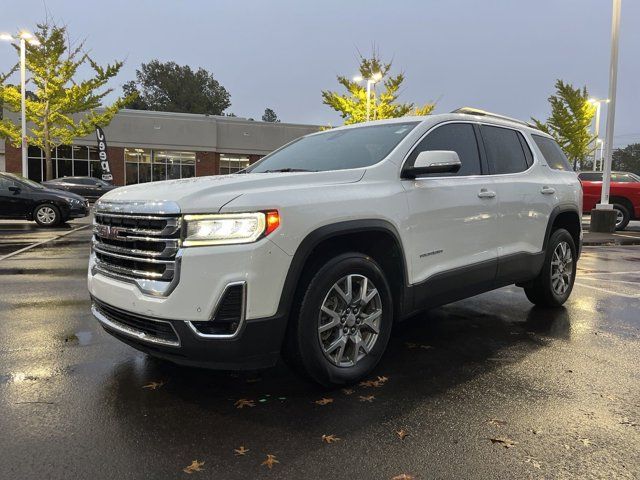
top-left (26, 145), bottom-right (102, 181)
top-left (124, 148), bottom-right (196, 184)
top-left (219, 154), bottom-right (250, 174)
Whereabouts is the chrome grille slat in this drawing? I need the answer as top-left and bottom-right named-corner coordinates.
top-left (92, 208), bottom-right (181, 291)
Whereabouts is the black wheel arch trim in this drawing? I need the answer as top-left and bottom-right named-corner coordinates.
top-left (275, 219), bottom-right (410, 321)
top-left (543, 203), bottom-right (582, 256)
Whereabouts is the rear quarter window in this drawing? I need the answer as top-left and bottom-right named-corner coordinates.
top-left (532, 135), bottom-right (573, 171)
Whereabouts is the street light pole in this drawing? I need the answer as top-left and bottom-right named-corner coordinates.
top-left (1, 30), bottom-right (39, 178)
top-left (19, 36), bottom-right (27, 178)
top-left (599, 0), bottom-right (621, 207)
top-left (353, 72), bottom-right (383, 122)
top-left (590, 0), bottom-right (622, 233)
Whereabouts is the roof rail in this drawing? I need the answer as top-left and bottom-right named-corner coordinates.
top-left (451, 107), bottom-right (534, 128)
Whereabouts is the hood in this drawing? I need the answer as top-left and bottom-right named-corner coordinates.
top-left (40, 186), bottom-right (86, 202)
top-left (99, 170), bottom-right (365, 213)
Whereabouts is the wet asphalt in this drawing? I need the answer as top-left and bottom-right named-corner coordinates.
top-left (0, 223), bottom-right (639, 480)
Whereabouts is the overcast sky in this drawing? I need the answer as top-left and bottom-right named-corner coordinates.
top-left (2, 0), bottom-right (638, 145)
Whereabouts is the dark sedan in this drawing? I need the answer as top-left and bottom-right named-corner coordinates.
top-left (0, 172), bottom-right (89, 227)
top-left (42, 176), bottom-right (116, 201)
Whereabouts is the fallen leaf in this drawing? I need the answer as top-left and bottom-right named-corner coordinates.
top-left (245, 378), bottom-right (261, 383)
top-left (359, 395), bottom-right (375, 402)
top-left (183, 460), bottom-right (205, 474)
top-left (359, 375), bottom-right (389, 388)
top-left (487, 418), bottom-right (507, 427)
top-left (342, 388), bottom-right (355, 395)
top-left (524, 456), bottom-right (542, 469)
top-left (396, 429), bottom-right (409, 440)
top-left (489, 437), bottom-right (517, 448)
top-left (392, 474), bottom-right (415, 480)
top-left (234, 399), bottom-right (255, 409)
top-left (529, 428), bottom-right (543, 435)
top-left (563, 444), bottom-right (571, 450)
top-left (261, 454), bottom-right (279, 469)
top-left (322, 434), bottom-right (341, 444)
top-left (315, 397), bottom-right (334, 406)
top-left (142, 381), bottom-right (165, 390)
top-left (234, 446), bottom-right (249, 456)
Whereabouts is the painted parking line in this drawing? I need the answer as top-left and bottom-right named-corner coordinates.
top-left (574, 281), bottom-right (640, 299)
top-left (0, 225), bottom-right (91, 261)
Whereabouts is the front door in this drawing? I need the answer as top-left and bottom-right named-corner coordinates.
top-left (401, 122), bottom-right (498, 302)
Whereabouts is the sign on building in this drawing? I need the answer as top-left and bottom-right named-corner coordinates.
top-left (95, 126), bottom-right (113, 182)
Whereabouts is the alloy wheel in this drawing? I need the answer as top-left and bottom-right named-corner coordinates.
top-left (317, 274), bottom-right (382, 367)
top-left (550, 241), bottom-right (573, 296)
top-left (615, 208), bottom-right (624, 228)
top-left (36, 206), bottom-right (57, 225)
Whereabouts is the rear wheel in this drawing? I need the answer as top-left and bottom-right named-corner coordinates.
top-left (612, 203), bottom-right (630, 231)
top-left (33, 204), bottom-right (61, 227)
top-left (524, 228), bottom-right (576, 307)
top-left (283, 252), bottom-right (393, 386)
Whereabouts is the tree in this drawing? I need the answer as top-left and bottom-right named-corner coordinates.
top-left (0, 23), bottom-right (133, 180)
top-left (124, 60), bottom-right (231, 115)
top-left (262, 108), bottom-right (280, 122)
top-left (532, 80), bottom-right (596, 170)
top-left (612, 143), bottom-right (640, 174)
top-left (321, 53), bottom-right (434, 124)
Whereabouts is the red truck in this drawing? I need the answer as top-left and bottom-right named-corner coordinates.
top-left (579, 171), bottom-right (640, 230)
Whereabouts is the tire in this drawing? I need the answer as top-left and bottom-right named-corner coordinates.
top-left (283, 252), bottom-right (394, 387)
top-left (612, 203), bottom-right (630, 231)
top-left (524, 228), bottom-right (576, 307)
top-left (33, 204), bottom-right (61, 227)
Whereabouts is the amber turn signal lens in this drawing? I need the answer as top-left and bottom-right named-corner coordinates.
top-left (265, 211), bottom-right (280, 235)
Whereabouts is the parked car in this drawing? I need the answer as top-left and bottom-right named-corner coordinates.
top-left (88, 109), bottom-right (583, 386)
top-left (0, 172), bottom-right (89, 227)
top-left (42, 176), bottom-right (116, 201)
top-left (578, 171), bottom-right (640, 230)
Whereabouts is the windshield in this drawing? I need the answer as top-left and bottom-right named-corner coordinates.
top-left (4, 173), bottom-right (44, 189)
top-left (246, 122), bottom-right (419, 173)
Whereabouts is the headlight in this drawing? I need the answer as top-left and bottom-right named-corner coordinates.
top-left (183, 211), bottom-right (279, 247)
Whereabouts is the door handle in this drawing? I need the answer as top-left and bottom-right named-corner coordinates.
top-left (540, 186), bottom-right (556, 195)
top-left (477, 188), bottom-right (496, 199)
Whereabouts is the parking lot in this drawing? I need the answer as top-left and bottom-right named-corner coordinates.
top-left (0, 220), bottom-right (639, 479)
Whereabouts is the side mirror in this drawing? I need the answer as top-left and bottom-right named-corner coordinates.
top-left (402, 150), bottom-right (462, 179)
top-left (8, 185), bottom-right (21, 194)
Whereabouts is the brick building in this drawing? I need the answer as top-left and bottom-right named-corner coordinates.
top-left (1, 109), bottom-right (320, 185)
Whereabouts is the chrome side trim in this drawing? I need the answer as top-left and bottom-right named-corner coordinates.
top-left (94, 199), bottom-right (181, 215)
top-left (187, 281), bottom-right (247, 339)
top-left (91, 303), bottom-right (180, 348)
top-left (90, 250), bottom-right (183, 297)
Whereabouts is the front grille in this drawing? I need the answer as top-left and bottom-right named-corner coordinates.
top-left (92, 211), bottom-right (181, 286)
top-left (191, 284), bottom-right (245, 336)
top-left (93, 299), bottom-right (180, 347)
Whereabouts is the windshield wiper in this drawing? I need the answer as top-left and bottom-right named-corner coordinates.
top-left (262, 168), bottom-right (317, 173)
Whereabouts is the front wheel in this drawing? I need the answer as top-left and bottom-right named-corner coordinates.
top-left (284, 252), bottom-right (393, 386)
top-left (33, 204), bottom-right (61, 227)
top-left (524, 228), bottom-right (576, 307)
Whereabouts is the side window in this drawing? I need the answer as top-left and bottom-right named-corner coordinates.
top-left (407, 123), bottom-right (482, 176)
top-left (611, 173), bottom-right (635, 183)
top-left (0, 176), bottom-right (18, 190)
top-left (532, 135), bottom-right (573, 171)
top-left (481, 125), bottom-right (529, 174)
top-left (578, 172), bottom-right (602, 181)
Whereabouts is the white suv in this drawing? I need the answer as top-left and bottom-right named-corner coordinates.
top-left (88, 109), bottom-right (582, 386)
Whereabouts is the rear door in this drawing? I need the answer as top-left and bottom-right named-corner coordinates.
top-left (402, 122), bottom-right (498, 291)
top-left (479, 125), bottom-right (554, 270)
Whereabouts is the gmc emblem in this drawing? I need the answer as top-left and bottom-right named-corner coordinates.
top-left (95, 224), bottom-right (123, 240)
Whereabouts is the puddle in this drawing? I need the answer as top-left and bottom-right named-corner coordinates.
top-left (61, 331), bottom-right (93, 346)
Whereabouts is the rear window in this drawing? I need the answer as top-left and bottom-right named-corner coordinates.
top-left (481, 125), bottom-right (530, 174)
top-left (532, 135), bottom-right (573, 171)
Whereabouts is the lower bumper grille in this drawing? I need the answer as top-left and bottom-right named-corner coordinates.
top-left (92, 299), bottom-right (180, 347)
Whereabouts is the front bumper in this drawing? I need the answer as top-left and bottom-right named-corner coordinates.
top-left (67, 202), bottom-right (90, 219)
top-left (92, 298), bottom-right (287, 369)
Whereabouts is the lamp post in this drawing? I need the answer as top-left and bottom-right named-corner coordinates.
top-left (588, 98), bottom-right (610, 171)
top-left (590, 0), bottom-right (622, 233)
top-left (353, 72), bottom-right (383, 122)
top-left (595, 138), bottom-right (604, 171)
top-left (1, 30), bottom-right (40, 178)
